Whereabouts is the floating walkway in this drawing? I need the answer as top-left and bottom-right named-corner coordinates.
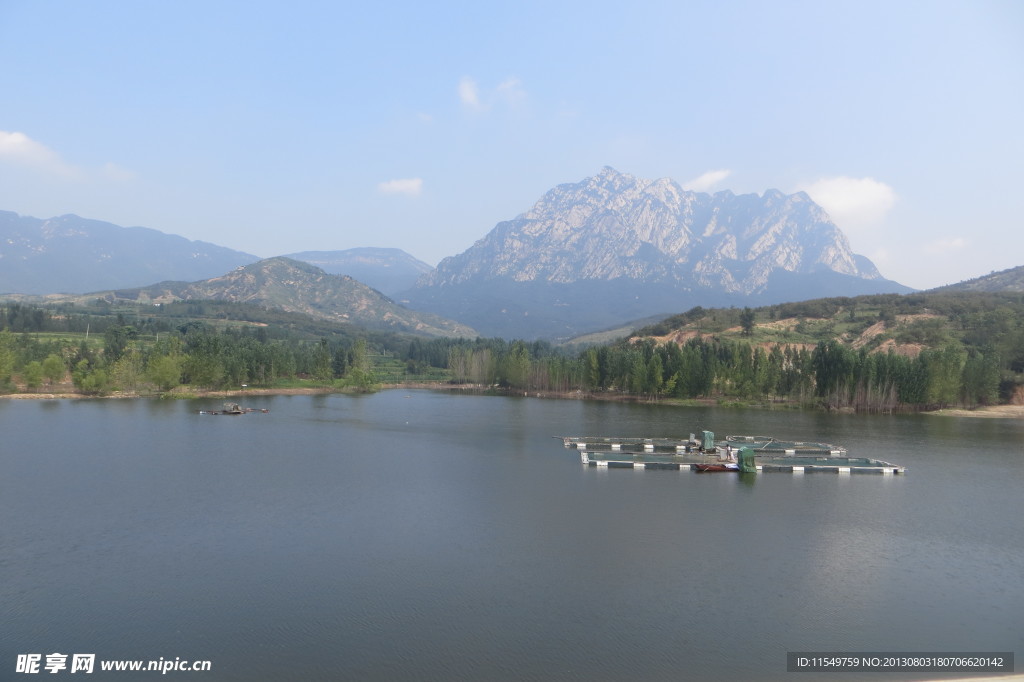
top-left (559, 432), bottom-right (906, 475)
top-left (560, 434), bottom-right (847, 455)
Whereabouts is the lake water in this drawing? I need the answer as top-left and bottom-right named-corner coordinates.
top-left (2, 391), bottom-right (1022, 681)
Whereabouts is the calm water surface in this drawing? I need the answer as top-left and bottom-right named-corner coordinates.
top-left (2, 391), bottom-right (1022, 681)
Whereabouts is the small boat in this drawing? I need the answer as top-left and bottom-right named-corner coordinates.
top-left (694, 462), bottom-right (739, 473)
top-left (198, 402), bottom-right (269, 415)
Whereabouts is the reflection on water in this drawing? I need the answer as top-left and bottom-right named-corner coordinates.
top-left (2, 392), bottom-right (1022, 681)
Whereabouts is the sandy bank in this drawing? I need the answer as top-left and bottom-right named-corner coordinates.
top-left (925, 404), bottom-right (1024, 419)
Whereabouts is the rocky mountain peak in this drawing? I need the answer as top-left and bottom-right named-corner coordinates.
top-left (405, 168), bottom-right (909, 339)
top-left (424, 168), bottom-right (880, 291)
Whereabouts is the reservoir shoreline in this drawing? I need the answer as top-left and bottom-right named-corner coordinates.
top-left (2, 380), bottom-right (1022, 419)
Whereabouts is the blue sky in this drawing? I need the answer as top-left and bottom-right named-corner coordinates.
top-left (1, 0), bottom-right (1021, 290)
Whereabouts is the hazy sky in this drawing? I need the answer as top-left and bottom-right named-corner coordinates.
top-left (1, 0), bottom-right (1021, 290)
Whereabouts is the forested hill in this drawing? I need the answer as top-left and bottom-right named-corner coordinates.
top-left (929, 264), bottom-right (1024, 293)
top-left (2, 290), bottom-right (1022, 411)
top-left (13, 257), bottom-right (476, 338)
top-left (617, 291), bottom-right (1024, 409)
top-left (631, 291), bottom-right (1024, 355)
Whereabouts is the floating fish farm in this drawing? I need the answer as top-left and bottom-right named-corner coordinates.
top-left (559, 431), bottom-right (906, 474)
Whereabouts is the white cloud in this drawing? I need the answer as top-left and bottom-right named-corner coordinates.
top-left (458, 76), bottom-right (526, 113)
top-left (683, 169), bottom-right (731, 192)
top-left (0, 130), bottom-right (76, 177)
top-left (866, 246), bottom-right (893, 268)
top-left (797, 176), bottom-right (896, 233)
top-left (458, 77), bottom-right (483, 112)
top-left (0, 130), bottom-right (135, 184)
top-left (377, 177), bottom-right (423, 197)
top-left (101, 161), bottom-right (136, 182)
top-left (924, 236), bottom-right (968, 254)
top-left (495, 77), bottom-right (526, 105)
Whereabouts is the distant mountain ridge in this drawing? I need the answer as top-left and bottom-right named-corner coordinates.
top-left (96, 257), bottom-right (476, 337)
top-left (285, 248), bottom-right (433, 297)
top-left (1, 170), bottom-right (920, 341)
top-left (929, 264), bottom-right (1024, 293)
top-left (403, 167), bottom-right (912, 339)
top-left (0, 211), bottom-right (259, 294)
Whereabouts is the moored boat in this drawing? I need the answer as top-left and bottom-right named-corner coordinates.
top-left (694, 462), bottom-right (739, 472)
top-left (197, 402), bottom-right (270, 415)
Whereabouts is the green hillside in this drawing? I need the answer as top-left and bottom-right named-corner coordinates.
top-left (0, 297), bottom-right (453, 395)
top-left (3, 290), bottom-right (1022, 411)
top-left (619, 291), bottom-right (1024, 409)
top-left (10, 257), bottom-right (475, 338)
top-left (634, 292), bottom-right (1023, 359)
top-left (930, 264), bottom-right (1024, 293)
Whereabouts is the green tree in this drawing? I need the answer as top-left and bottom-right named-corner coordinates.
top-left (470, 347), bottom-right (495, 384)
top-left (812, 340), bottom-right (857, 405)
top-left (625, 349), bottom-right (645, 395)
top-left (332, 345), bottom-right (349, 378)
top-left (583, 347), bottom-right (601, 390)
top-left (72, 358), bottom-right (110, 395)
top-left (922, 344), bottom-right (966, 407)
top-left (110, 343), bottom-right (144, 392)
top-left (147, 353), bottom-right (183, 391)
top-left (312, 338), bottom-right (333, 382)
top-left (345, 339), bottom-right (376, 391)
top-left (646, 353), bottom-right (664, 399)
top-left (182, 333), bottom-right (226, 388)
top-left (103, 325), bottom-right (138, 363)
top-left (501, 342), bottom-right (531, 389)
top-left (42, 354), bottom-right (65, 385)
top-left (447, 346), bottom-right (469, 383)
top-left (0, 330), bottom-right (14, 389)
top-left (739, 307), bottom-right (755, 336)
top-left (960, 348), bottom-right (1000, 407)
top-left (24, 360), bottom-right (43, 390)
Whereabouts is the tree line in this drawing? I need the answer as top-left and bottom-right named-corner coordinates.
top-left (422, 335), bottom-right (1005, 410)
top-left (1, 294), bottom-right (1021, 410)
top-left (0, 320), bottom-right (376, 395)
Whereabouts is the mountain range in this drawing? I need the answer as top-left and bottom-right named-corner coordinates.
top-left (0, 210), bottom-right (259, 293)
top-left (283, 248), bottom-right (433, 297)
top-left (401, 167), bottom-right (911, 338)
top-left (2, 167), bottom-right (982, 340)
